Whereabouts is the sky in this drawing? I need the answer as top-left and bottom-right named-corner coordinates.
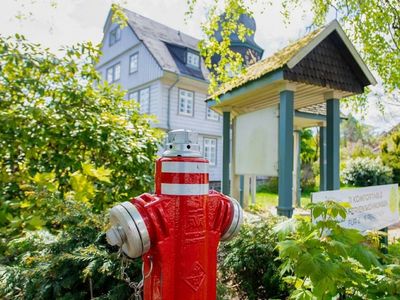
top-left (1, 0), bottom-right (399, 133)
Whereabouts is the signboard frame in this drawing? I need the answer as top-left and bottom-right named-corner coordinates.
top-left (311, 184), bottom-right (399, 232)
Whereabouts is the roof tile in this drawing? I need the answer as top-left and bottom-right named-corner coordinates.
top-left (124, 8), bottom-right (209, 80)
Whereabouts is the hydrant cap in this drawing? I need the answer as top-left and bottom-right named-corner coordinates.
top-left (221, 197), bottom-right (244, 241)
top-left (106, 202), bottom-right (151, 258)
top-left (163, 129), bottom-right (202, 157)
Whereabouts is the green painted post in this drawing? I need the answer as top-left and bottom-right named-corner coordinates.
top-left (326, 99), bottom-right (340, 190)
top-left (239, 175), bottom-right (244, 206)
top-left (295, 130), bottom-right (301, 207)
top-left (277, 90), bottom-right (294, 218)
top-left (319, 126), bottom-right (327, 191)
top-left (379, 227), bottom-right (389, 254)
top-left (222, 111), bottom-right (231, 195)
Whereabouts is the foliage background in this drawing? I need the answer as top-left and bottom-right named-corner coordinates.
top-left (0, 35), bottom-right (162, 299)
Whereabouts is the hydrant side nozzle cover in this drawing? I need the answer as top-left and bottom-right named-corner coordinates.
top-left (106, 201), bottom-right (151, 258)
top-left (221, 196), bottom-right (244, 241)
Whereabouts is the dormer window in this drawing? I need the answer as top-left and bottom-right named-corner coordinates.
top-left (109, 27), bottom-right (121, 46)
top-left (187, 51), bottom-right (200, 68)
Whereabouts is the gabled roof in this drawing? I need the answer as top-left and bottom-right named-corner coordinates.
top-left (212, 20), bottom-right (376, 98)
top-left (123, 8), bottom-right (209, 81)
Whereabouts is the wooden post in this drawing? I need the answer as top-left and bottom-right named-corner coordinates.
top-left (277, 89), bottom-right (294, 217)
top-left (231, 118), bottom-right (241, 201)
top-left (326, 97), bottom-right (340, 190)
top-left (243, 175), bottom-right (250, 208)
top-left (222, 111), bottom-right (231, 195)
top-left (319, 126), bottom-right (327, 191)
top-left (293, 130), bottom-right (301, 207)
top-left (379, 227), bottom-right (389, 254)
top-left (251, 175), bottom-right (256, 205)
top-left (239, 175), bottom-right (244, 206)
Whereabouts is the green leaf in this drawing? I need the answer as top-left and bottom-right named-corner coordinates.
top-left (312, 206), bottom-right (324, 219)
top-left (28, 215), bottom-right (46, 229)
top-left (69, 171), bottom-right (96, 202)
top-left (274, 218), bottom-right (297, 240)
top-left (277, 240), bottom-right (302, 259)
top-left (82, 162), bottom-right (112, 183)
top-left (290, 289), bottom-right (314, 300)
top-left (350, 244), bottom-right (380, 269)
top-left (327, 240), bottom-right (349, 257)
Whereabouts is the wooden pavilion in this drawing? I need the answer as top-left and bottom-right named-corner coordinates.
top-left (207, 20), bottom-right (376, 217)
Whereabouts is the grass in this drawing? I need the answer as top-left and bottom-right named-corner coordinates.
top-left (255, 191), bottom-right (312, 209)
top-left (256, 185), bottom-right (400, 210)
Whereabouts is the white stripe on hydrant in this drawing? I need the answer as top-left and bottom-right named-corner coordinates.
top-left (161, 183), bottom-right (209, 195)
top-left (161, 162), bottom-right (209, 174)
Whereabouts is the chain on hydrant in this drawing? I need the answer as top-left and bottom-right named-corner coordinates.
top-left (106, 129), bottom-right (243, 300)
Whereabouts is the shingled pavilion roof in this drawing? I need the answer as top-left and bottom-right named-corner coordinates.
top-left (210, 20), bottom-right (376, 101)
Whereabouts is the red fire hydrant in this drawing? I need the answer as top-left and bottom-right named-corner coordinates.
top-left (106, 129), bottom-right (243, 299)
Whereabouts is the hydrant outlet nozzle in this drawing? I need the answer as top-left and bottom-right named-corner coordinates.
top-left (107, 201), bottom-right (151, 258)
top-left (106, 226), bottom-right (126, 247)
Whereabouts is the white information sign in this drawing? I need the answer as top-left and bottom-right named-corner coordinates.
top-left (311, 184), bottom-right (399, 231)
top-left (234, 106), bottom-right (278, 176)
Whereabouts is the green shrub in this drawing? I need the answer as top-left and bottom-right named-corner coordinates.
top-left (274, 201), bottom-right (400, 299)
top-left (342, 157), bottom-right (392, 186)
top-left (257, 177), bottom-right (278, 193)
top-left (0, 190), bottom-right (141, 299)
top-left (388, 238), bottom-right (400, 263)
top-left (0, 35), bottom-right (162, 212)
top-left (218, 216), bottom-right (291, 300)
top-left (0, 35), bottom-right (161, 299)
top-left (381, 131), bottom-right (400, 183)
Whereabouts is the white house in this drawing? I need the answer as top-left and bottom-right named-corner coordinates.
top-left (96, 8), bottom-right (222, 184)
top-left (97, 8), bottom-right (264, 186)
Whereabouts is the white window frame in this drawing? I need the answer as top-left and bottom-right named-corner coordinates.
top-left (129, 52), bottom-right (139, 74)
top-left (178, 89), bottom-right (194, 116)
top-left (206, 107), bottom-right (220, 121)
top-left (128, 91), bottom-right (138, 101)
top-left (106, 62), bottom-right (120, 83)
top-left (139, 87), bottom-right (150, 114)
top-left (109, 27), bottom-right (121, 46)
top-left (203, 138), bottom-right (217, 166)
top-left (187, 52), bottom-right (200, 69)
top-left (128, 87), bottom-right (150, 114)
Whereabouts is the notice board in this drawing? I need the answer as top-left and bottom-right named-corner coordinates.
top-left (234, 106), bottom-right (278, 176)
top-left (312, 184), bottom-right (399, 231)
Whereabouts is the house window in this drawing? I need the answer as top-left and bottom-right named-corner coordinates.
top-left (206, 107), bottom-right (220, 121)
top-left (139, 88), bottom-right (150, 114)
top-left (187, 52), bottom-right (200, 68)
top-left (109, 27), bottom-right (121, 46)
top-left (128, 87), bottom-right (150, 114)
top-left (129, 53), bottom-right (138, 73)
top-left (106, 63), bottom-right (120, 83)
top-left (179, 89), bottom-right (194, 116)
top-left (128, 91), bottom-right (138, 101)
top-left (126, 91), bottom-right (138, 115)
top-left (204, 138), bottom-right (217, 166)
